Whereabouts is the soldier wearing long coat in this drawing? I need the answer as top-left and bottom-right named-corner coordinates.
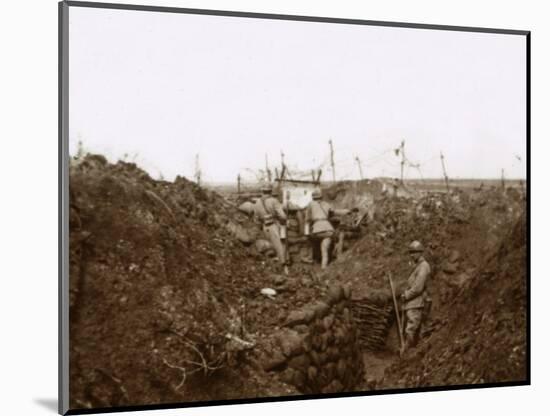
top-left (253, 185), bottom-right (288, 267)
top-left (401, 240), bottom-right (431, 349)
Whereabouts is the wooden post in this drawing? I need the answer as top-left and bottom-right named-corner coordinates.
top-left (280, 165), bottom-right (286, 181)
top-left (316, 169), bottom-right (323, 183)
top-left (501, 169), bottom-right (505, 191)
top-left (329, 139), bottom-right (336, 182)
top-left (279, 151), bottom-right (287, 181)
top-left (311, 170), bottom-right (316, 181)
top-left (237, 174), bottom-right (241, 195)
top-left (265, 153), bottom-right (272, 183)
top-left (400, 140), bottom-right (405, 184)
top-left (355, 156), bottom-right (364, 180)
top-left (440, 151), bottom-right (450, 193)
top-left (194, 153), bottom-right (201, 187)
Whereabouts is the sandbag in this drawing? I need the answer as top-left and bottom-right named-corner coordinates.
top-left (238, 201), bottom-right (255, 215)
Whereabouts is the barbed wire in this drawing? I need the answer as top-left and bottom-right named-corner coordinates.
top-left (236, 142), bottom-right (449, 183)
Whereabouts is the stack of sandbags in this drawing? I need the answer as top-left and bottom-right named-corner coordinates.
top-left (262, 284), bottom-right (364, 394)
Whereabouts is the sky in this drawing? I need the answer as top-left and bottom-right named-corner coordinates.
top-left (68, 6), bottom-right (527, 183)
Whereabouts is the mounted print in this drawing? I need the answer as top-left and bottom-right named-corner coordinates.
top-left (59, 1), bottom-right (530, 414)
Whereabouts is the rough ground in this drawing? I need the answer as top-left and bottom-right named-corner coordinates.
top-left (69, 155), bottom-right (527, 409)
top-left (323, 180), bottom-right (526, 389)
top-left (382, 211), bottom-right (527, 388)
top-left (69, 155), bottom-right (313, 409)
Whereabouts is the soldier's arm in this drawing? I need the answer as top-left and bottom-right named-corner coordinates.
top-left (272, 199), bottom-right (288, 222)
top-left (331, 208), bottom-right (352, 216)
top-left (404, 263), bottom-right (430, 301)
top-left (326, 202), bottom-right (352, 217)
top-left (252, 201), bottom-right (262, 224)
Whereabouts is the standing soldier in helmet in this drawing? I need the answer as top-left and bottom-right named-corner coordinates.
top-left (305, 188), bottom-right (352, 269)
top-left (253, 184), bottom-right (288, 273)
top-left (401, 240), bottom-right (432, 350)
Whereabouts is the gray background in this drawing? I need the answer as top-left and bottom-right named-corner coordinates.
top-left (69, 6), bottom-right (526, 183)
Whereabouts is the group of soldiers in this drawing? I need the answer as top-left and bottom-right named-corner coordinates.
top-left (251, 184), bottom-right (352, 272)
top-left (250, 184), bottom-right (431, 352)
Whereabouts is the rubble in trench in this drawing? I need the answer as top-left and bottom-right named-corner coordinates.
top-left (69, 155), bottom-right (527, 408)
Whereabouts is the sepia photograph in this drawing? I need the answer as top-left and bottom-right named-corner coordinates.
top-left (61, 1), bottom-right (529, 414)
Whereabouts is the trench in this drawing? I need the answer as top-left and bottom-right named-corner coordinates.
top-left (261, 283), bottom-right (397, 394)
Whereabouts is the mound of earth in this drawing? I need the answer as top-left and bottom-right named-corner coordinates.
top-left (321, 183), bottom-right (524, 301)
top-left (69, 155), bottom-right (326, 409)
top-left (317, 181), bottom-right (526, 389)
top-left (381, 211), bottom-right (526, 387)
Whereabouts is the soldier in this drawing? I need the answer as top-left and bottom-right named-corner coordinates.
top-left (305, 189), bottom-right (352, 269)
top-left (253, 184), bottom-right (288, 272)
top-left (400, 240), bottom-right (431, 350)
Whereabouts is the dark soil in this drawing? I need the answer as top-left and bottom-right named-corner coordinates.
top-left (381, 212), bottom-right (527, 388)
top-left (69, 155), bottom-right (318, 409)
top-left (69, 155), bottom-right (527, 409)
top-left (321, 182), bottom-right (527, 389)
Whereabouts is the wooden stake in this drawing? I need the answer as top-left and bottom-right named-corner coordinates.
top-left (194, 154), bottom-right (201, 187)
top-left (237, 174), bottom-right (241, 195)
top-left (355, 156), bottom-right (364, 180)
top-left (265, 153), bottom-right (272, 183)
top-left (440, 151), bottom-right (450, 193)
top-left (279, 151), bottom-right (288, 181)
top-left (316, 169), bottom-right (323, 183)
top-left (329, 139), bottom-right (336, 182)
top-left (400, 141), bottom-right (405, 184)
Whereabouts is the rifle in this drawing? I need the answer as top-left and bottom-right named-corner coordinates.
top-left (387, 272), bottom-right (405, 356)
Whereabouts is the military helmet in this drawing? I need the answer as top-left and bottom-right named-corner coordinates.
top-left (408, 240), bottom-right (424, 253)
top-left (312, 189), bottom-right (322, 200)
top-left (261, 184), bottom-right (273, 194)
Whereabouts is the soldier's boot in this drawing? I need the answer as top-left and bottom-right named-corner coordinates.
top-left (304, 240), bottom-right (316, 264)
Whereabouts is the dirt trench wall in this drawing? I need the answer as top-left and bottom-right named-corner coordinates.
top-left (261, 284), bottom-right (364, 394)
